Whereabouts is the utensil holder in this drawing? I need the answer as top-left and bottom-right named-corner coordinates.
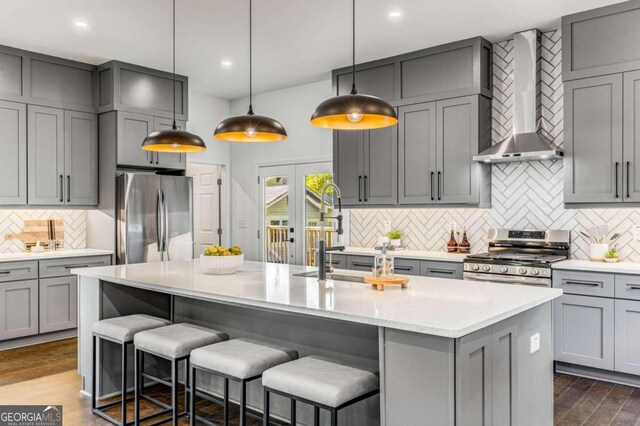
top-left (589, 243), bottom-right (609, 261)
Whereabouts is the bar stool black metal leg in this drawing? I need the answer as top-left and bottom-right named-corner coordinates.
top-left (134, 349), bottom-right (140, 426)
top-left (330, 408), bottom-right (338, 426)
top-left (223, 378), bottom-right (229, 425)
top-left (313, 406), bottom-right (320, 426)
top-left (184, 358), bottom-right (190, 418)
top-left (290, 399), bottom-right (296, 425)
top-left (262, 388), bottom-right (270, 426)
top-left (189, 366), bottom-right (197, 426)
top-left (172, 359), bottom-right (179, 425)
top-left (239, 380), bottom-right (247, 426)
top-left (121, 343), bottom-right (127, 426)
top-left (92, 335), bottom-right (97, 411)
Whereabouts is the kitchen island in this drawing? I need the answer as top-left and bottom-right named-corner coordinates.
top-left (74, 260), bottom-right (561, 425)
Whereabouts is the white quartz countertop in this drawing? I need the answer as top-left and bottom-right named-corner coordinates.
top-left (72, 260), bottom-right (561, 338)
top-left (341, 247), bottom-right (468, 262)
top-left (553, 259), bottom-right (640, 274)
top-left (0, 248), bottom-right (113, 263)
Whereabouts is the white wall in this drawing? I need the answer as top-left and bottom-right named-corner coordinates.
top-left (187, 91), bottom-right (232, 165)
top-left (229, 79), bottom-right (333, 260)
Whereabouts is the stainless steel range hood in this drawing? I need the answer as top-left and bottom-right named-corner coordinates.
top-left (474, 30), bottom-right (563, 163)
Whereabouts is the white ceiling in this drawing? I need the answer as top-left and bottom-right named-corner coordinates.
top-left (0, 0), bottom-right (622, 100)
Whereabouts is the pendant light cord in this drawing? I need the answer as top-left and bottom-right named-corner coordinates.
top-left (247, 0), bottom-right (254, 115)
top-left (172, 0), bottom-right (177, 129)
top-left (350, 0), bottom-right (357, 95)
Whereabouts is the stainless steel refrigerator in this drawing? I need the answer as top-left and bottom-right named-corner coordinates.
top-left (117, 173), bottom-right (193, 264)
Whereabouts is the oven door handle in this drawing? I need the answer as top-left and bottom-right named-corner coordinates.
top-left (463, 272), bottom-right (550, 286)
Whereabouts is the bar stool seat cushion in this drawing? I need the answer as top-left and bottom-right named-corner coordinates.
top-left (262, 356), bottom-right (379, 408)
top-left (92, 314), bottom-right (171, 343)
top-left (191, 338), bottom-right (298, 379)
top-left (134, 323), bottom-right (228, 359)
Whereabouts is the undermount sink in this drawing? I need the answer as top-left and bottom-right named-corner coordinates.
top-left (293, 271), bottom-right (365, 283)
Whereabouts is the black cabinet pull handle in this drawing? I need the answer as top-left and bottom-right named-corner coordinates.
top-left (626, 284), bottom-right (640, 290)
top-left (627, 161), bottom-right (631, 198)
top-left (351, 262), bottom-right (374, 268)
top-left (616, 162), bottom-right (619, 198)
top-left (429, 269), bottom-right (454, 275)
top-left (59, 175), bottom-right (63, 202)
top-left (67, 175), bottom-right (71, 202)
top-left (358, 176), bottom-right (362, 202)
top-left (430, 172), bottom-right (434, 201)
top-left (394, 266), bottom-right (413, 271)
top-left (564, 280), bottom-right (600, 287)
top-left (437, 171), bottom-right (441, 201)
top-left (364, 175), bottom-right (368, 202)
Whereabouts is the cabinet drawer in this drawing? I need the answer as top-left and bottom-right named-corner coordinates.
top-left (552, 270), bottom-right (614, 297)
top-left (615, 275), bottom-right (640, 301)
top-left (393, 258), bottom-right (421, 276)
top-left (420, 261), bottom-right (463, 279)
top-left (327, 254), bottom-right (346, 270)
top-left (346, 255), bottom-right (375, 272)
top-left (39, 255), bottom-right (111, 278)
top-left (0, 261), bottom-right (38, 282)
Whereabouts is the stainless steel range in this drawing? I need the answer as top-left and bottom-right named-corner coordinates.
top-left (463, 229), bottom-right (571, 287)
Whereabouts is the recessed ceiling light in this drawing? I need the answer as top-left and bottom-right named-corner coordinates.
top-left (388, 10), bottom-right (402, 19)
top-left (221, 60), bottom-right (232, 68)
top-left (74, 20), bottom-right (88, 28)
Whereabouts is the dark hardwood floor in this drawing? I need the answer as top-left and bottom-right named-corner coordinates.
top-left (1, 338), bottom-right (640, 425)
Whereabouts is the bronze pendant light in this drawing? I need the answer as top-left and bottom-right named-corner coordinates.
top-left (310, 0), bottom-right (398, 130)
top-left (214, 0), bottom-right (287, 142)
top-left (142, 0), bottom-right (206, 153)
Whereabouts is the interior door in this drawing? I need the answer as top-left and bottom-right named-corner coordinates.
top-left (259, 165), bottom-right (296, 265)
top-left (187, 163), bottom-right (225, 256)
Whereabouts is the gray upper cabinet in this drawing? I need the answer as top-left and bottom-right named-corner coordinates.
top-left (0, 101), bottom-right (26, 205)
top-left (614, 299), bottom-right (640, 375)
top-left (27, 106), bottom-right (98, 206)
top-left (117, 111), bottom-right (154, 168)
top-left (623, 70), bottom-right (640, 202)
top-left (562, 1), bottom-right (640, 81)
top-left (64, 111), bottom-right (98, 205)
top-left (0, 44), bottom-right (97, 113)
top-left (564, 74), bottom-right (623, 204)
top-left (553, 294), bottom-right (614, 370)
top-left (333, 127), bottom-right (397, 207)
top-left (0, 279), bottom-right (39, 341)
top-left (98, 61), bottom-right (188, 121)
top-left (153, 117), bottom-right (187, 169)
top-left (398, 102), bottom-right (437, 205)
top-left (27, 105), bottom-right (65, 205)
top-left (336, 64), bottom-right (396, 100)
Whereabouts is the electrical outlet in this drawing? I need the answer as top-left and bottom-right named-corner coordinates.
top-left (530, 333), bottom-right (541, 354)
top-left (633, 225), bottom-right (640, 240)
top-left (449, 222), bottom-right (457, 233)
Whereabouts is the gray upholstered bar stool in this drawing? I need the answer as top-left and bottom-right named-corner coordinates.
top-left (133, 323), bottom-right (228, 426)
top-left (92, 314), bottom-right (172, 426)
top-left (262, 356), bottom-right (379, 426)
top-left (188, 338), bottom-right (298, 426)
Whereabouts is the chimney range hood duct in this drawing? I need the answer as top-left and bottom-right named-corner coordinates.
top-left (474, 30), bottom-right (563, 163)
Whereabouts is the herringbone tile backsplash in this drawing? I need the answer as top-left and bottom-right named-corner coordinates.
top-left (0, 210), bottom-right (86, 253)
top-left (349, 30), bottom-right (640, 262)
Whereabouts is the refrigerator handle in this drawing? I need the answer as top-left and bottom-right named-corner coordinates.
top-left (162, 190), bottom-right (170, 260)
top-left (156, 190), bottom-right (164, 258)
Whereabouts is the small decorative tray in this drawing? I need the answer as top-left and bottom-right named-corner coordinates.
top-left (364, 275), bottom-right (409, 291)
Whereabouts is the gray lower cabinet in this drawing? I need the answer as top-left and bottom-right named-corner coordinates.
top-left (0, 279), bottom-right (38, 340)
top-left (64, 110), bottom-right (98, 205)
top-left (393, 258), bottom-right (421, 276)
top-left (420, 261), bottom-right (463, 279)
top-left (334, 126), bottom-right (397, 207)
top-left (344, 254), bottom-right (462, 279)
top-left (153, 117), bottom-right (187, 169)
top-left (564, 74), bottom-right (623, 204)
top-left (117, 111), bottom-right (154, 167)
top-left (553, 294), bottom-right (614, 370)
top-left (552, 269), bottom-right (614, 298)
top-left (0, 100), bottom-right (26, 205)
top-left (614, 299), bottom-right (640, 375)
top-left (39, 276), bottom-right (77, 333)
top-left (27, 105), bottom-right (65, 205)
top-left (456, 326), bottom-right (493, 425)
top-left (327, 254), bottom-right (346, 269)
top-left (346, 255), bottom-right (375, 272)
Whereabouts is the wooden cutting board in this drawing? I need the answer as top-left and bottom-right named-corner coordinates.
top-left (4, 219), bottom-right (64, 249)
top-left (364, 275), bottom-right (409, 291)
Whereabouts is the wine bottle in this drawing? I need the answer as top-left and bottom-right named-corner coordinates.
top-left (447, 227), bottom-right (458, 253)
top-left (459, 228), bottom-right (471, 254)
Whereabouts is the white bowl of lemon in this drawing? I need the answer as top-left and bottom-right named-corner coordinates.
top-left (200, 245), bottom-right (244, 275)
